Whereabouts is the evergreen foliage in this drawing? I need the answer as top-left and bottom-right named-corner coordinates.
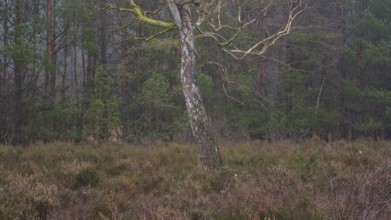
top-left (0, 0), bottom-right (391, 144)
top-left (84, 68), bottom-right (120, 143)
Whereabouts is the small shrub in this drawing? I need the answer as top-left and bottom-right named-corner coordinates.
top-left (94, 202), bottom-right (112, 220)
top-left (324, 161), bottom-right (391, 220)
top-left (257, 208), bottom-right (286, 220)
top-left (74, 169), bottom-right (100, 188)
top-left (0, 173), bottom-right (60, 219)
top-left (186, 208), bottom-right (207, 220)
top-left (104, 163), bottom-right (128, 177)
top-left (199, 169), bottom-right (235, 193)
top-left (291, 150), bottom-right (318, 181)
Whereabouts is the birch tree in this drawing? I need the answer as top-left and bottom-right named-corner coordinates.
top-left (110, 0), bottom-right (305, 168)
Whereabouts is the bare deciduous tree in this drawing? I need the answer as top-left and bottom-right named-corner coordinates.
top-left (109, 0), bottom-right (306, 168)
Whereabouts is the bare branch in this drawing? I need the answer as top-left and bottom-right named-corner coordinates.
top-left (195, 0), bottom-right (220, 26)
top-left (230, 0), bottom-right (306, 59)
top-left (223, 83), bottom-right (246, 106)
top-left (108, 1), bottom-right (175, 29)
top-left (201, 62), bottom-right (273, 108)
top-left (195, 0), bottom-right (306, 60)
top-left (145, 27), bottom-right (177, 41)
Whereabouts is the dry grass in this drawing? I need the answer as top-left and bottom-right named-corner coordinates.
top-left (0, 139), bottom-right (390, 219)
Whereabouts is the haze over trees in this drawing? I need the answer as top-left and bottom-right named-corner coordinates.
top-left (0, 1), bottom-right (391, 218)
top-left (1, 0), bottom-right (390, 151)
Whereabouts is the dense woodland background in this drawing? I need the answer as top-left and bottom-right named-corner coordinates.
top-left (1, 0), bottom-right (391, 145)
top-left (1, 1), bottom-right (391, 219)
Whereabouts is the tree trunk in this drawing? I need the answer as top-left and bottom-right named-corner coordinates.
top-left (61, 35), bottom-right (68, 101)
top-left (354, 41), bottom-right (364, 89)
top-left (1, 0), bottom-right (9, 94)
top-left (257, 4), bottom-right (287, 109)
top-left (45, 0), bottom-right (56, 98)
top-left (13, 0), bottom-right (27, 145)
top-left (166, 0), bottom-right (222, 168)
top-left (118, 8), bottom-right (130, 140)
top-left (0, 0), bottom-right (10, 144)
top-left (98, 1), bottom-right (108, 66)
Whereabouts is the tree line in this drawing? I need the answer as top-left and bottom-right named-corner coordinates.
top-left (1, 0), bottom-right (390, 147)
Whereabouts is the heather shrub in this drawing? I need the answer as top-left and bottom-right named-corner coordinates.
top-left (199, 169), bottom-right (235, 193)
top-left (0, 140), bottom-right (390, 219)
top-left (321, 159), bottom-right (391, 219)
top-left (0, 173), bottom-right (60, 219)
top-left (61, 159), bottom-right (95, 176)
top-left (59, 159), bottom-right (95, 187)
top-left (104, 163), bottom-right (128, 177)
top-left (73, 169), bottom-right (100, 188)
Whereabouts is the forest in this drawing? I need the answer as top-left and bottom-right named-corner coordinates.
top-left (0, 0), bottom-right (391, 219)
top-left (1, 0), bottom-right (390, 146)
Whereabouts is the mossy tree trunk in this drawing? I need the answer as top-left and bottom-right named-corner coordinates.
top-left (166, 0), bottom-right (222, 168)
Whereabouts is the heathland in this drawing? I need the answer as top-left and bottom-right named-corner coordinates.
top-left (1, 139), bottom-right (390, 219)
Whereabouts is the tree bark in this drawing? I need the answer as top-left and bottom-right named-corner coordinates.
top-left (0, 0), bottom-right (10, 144)
top-left (13, 0), bottom-right (27, 145)
top-left (257, 4), bottom-right (287, 109)
top-left (98, 1), bottom-right (108, 66)
top-left (45, 0), bottom-right (56, 98)
top-left (61, 34), bottom-right (68, 101)
top-left (166, 0), bottom-right (222, 168)
top-left (1, 0), bottom-right (9, 94)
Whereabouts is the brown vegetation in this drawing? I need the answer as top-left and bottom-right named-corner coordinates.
top-left (0, 139), bottom-right (390, 219)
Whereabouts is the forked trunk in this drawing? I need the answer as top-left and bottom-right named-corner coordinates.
top-left (166, 1), bottom-right (222, 168)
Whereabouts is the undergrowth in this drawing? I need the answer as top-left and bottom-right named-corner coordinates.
top-left (0, 139), bottom-right (390, 219)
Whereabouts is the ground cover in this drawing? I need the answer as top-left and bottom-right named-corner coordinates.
top-left (0, 139), bottom-right (390, 219)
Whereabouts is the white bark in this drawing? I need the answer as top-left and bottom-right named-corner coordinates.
top-left (166, 0), bottom-right (222, 168)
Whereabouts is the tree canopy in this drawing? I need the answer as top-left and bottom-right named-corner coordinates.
top-left (0, 0), bottom-right (390, 147)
